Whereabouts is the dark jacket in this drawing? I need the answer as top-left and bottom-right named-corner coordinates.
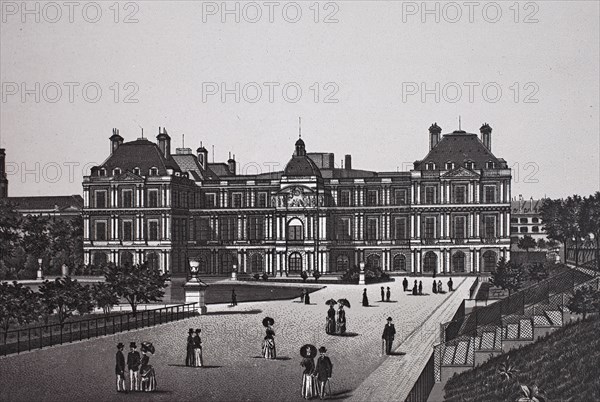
top-left (314, 356), bottom-right (333, 381)
top-left (301, 357), bottom-right (315, 375)
top-left (127, 351), bottom-right (141, 371)
top-left (327, 307), bottom-right (336, 320)
top-left (382, 323), bottom-right (396, 340)
top-left (115, 351), bottom-right (125, 375)
top-left (193, 334), bottom-right (202, 349)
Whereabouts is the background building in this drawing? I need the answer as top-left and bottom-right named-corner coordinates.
top-left (510, 195), bottom-right (547, 243)
top-left (82, 123), bottom-right (512, 276)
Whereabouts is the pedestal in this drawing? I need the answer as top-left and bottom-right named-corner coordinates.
top-left (358, 262), bottom-right (366, 285)
top-left (184, 279), bottom-right (208, 315)
top-left (37, 269), bottom-right (43, 280)
top-left (61, 264), bottom-right (69, 278)
top-left (231, 271), bottom-right (238, 281)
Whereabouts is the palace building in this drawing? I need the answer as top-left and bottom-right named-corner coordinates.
top-left (82, 123), bottom-right (512, 277)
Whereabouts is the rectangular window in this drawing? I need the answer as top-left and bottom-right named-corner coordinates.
top-left (424, 217), bottom-right (435, 239)
top-left (340, 190), bottom-right (351, 206)
top-left (95, 190), bottom-right (107, 208)
top-left (232, 193), bottom-right (242, 208)
top-left (248, 216), bottom-right (265, 240)
top-left (393, 218), bottom-right (407, 239)
top-left (257, 192), bottom-right (267, 208)
top-left (182, 219), bottom-right (188, 242)
top-left (484, 186), bottom-right (497, 203)
top-left (336, 217), bottom-right (352, 240)
top-left (148, 221), bottom-right (159, 241)
top-left (122, 221), bottom-right (132, 241)
top-left (205, 193), bottom-right (216, 208)
top-left (366, 190), bottom-right (378, 206)
top-left (366, 218), bottom-right (378, 240)
top-left (288, 225), bottom-right (303, 241)
top-left (453, 216), bottom-right (466, 239)
top-left (425, 186), bottom-right (436, 204)
top-left (394, 189), bottom-right (407, 205)
top-left (148, 190), bottom-right (159, 208)
top-left (454, 186), bottom-right (466, 204)
top-left (485, 216), bottom-right (496, 238)
top-left (121, 190), bottom-right (133, 208)
top-left (219, 217), bottom-right (237, 241)
top-left (95, 221), bottom-right (107, 241)
top-left (198, 218), bottom-right (211, 241)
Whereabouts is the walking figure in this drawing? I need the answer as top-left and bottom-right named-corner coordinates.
top-left (116, 343), bottom-right (126, 392)
top-left (337, 305), bottom-right (346, 334)
top-left (403, 277), bottom-right (408, 292)
top-left (326, 305), bottom-right (336, 334)
top-left (305, 290), bottom-right (311, 305)
top-left (382, 317), bottom-right (396, 355)
top-left (127, 342), bottom-right (141, 391)
top-left (315, 347), bottom-right (333, 399)
top-left (438, 280), bottom-right (443, 293)
top-left (362, 288), bottom-right (369, 307)
top-left (418, 281), bottom-right (423, 295)
top-left (231, 288), bottom-right (237, 306)
top-left (433, 280), bottom-right (437, 294)
top-left (412, 281), bottom-right (418, 296)
top-left (193, 328), bottom-right (203, 367)
top-left (386, 287), bottom-right (391, 302)
top-left (448, 277), bottom-right (454, 291)
top-left (380, 286), bottom-right (385, 302)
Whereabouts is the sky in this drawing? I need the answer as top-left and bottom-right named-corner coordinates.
top-left (1, 0), bottom-right (598, 199)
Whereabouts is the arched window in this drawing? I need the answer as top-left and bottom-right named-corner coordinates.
top-left (251, 254), bottom-right (263, 273)
top-left (423, 251), bottom-right (437, 274)
top-left (366, 254), bottom-right (381, 270)
top-left (287, 219), bottom-right (304, 241)
top-left (113, 168), bottom-right (121, 176)
top-left (445, 161), bottom-right (455, 170)
top-left (221, 253), bottom-right (234, 274)
top-left (92, 252), bottom-right (107, 267)
top-left (393, 254), bottom-right (407, 271)
top-left (336, 255), bottom-right (350, 272)
top-left (426, 162), bottom-right (436, 170)
top-left (149, 167), bottom-right (158, 176)
top-left (133, 167), bottom-right (141, 176)
top-left (121, 251), bottom-right (134, 267)
top-left (483, 251), bottom-right (497, 272)
top-left (146, 252), bottom-right (159, 271)
top-left (289, 253), bottom-right (303, 272)
top-left (464, 161), bottom-right (475, 170)
top-left (485, 161), bottom-right (495, 169)
top-left (452, 251), bottom-right (466, 273)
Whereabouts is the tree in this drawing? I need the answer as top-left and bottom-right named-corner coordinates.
top-left (490, 258), bottom-right (526, 295)
top-left (0, 200), bottom-right (22, 264)
top-left (21, 215), bottom-right (51, 262)
top-left (527, 262), bottom-right (549, 283)
top-left (0, 281), bottom-right (39, 342)
top-left (518, 235), bottom-right (537, 253)
top-left (312, 270), bottom-right (322, 282)
top-left (92, 282), bottom-right (119, 318)
top-left (104, 263), bottom-right (169, 316)
top-left (38, 277), bottom-right (94, 328)
top-left (566, 285), bottom-right (598, 320)
top-left (536, 238), bottom-right (547, 250)
top-left (580, 192), bottom-right (600, 271)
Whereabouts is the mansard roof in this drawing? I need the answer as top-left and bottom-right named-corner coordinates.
top-left (415, 131), bottom-right (505, 170)
top-left (98, 139), bottom-right (180, 176)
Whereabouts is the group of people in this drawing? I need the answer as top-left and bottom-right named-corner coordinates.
top-left (301, 346), bottom-right (334, 400)
top-left (185, 328), bottom-right (203, 367)
top-left (325, 305), bottom-right (347, 335)
top-left (115, 341), bottom-right (157, 393)
top-left (402, 277), bottom-right (454, 295)
top-left (300, 289), bottom-right (312, 304)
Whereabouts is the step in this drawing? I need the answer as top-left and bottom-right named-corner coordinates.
top-left (533, 315), bottom-right (551, 326)
top-left (453, 340), bottom-right (469, 365)
top-left (519, 318), bottom-right (533, 338)
top-left (480, 331), bottom-right (495, 350)
top-left (505, 323), bottom-right (519, 339)
top-left (442, 345), bottom-right (456, 365)
top-left (545, 310), bottom-right (563, 326)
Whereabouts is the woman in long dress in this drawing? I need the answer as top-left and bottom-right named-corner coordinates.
top-left (262, 320), bottom-right (276, 359)
top-left (140, 342), bottom-right (157, 392)
top-left (326, 305), bottom-right (336, 334)
top-left (300, 347), bottom-right (317, 399)
top-left (337, 305), bottom-right (346, 334)
top-left (362, 288), bottom-right (369, 307)
top-left (193, 328), bottom-right (203, 367)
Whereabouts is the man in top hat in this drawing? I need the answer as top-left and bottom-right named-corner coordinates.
top-left (382, 317), bottom-right (396, 355)
top-left (314, 346), bottom-right (333, 399)
top-left (186, 329), bottom-right (195, 367)
top-left (380, 286), bottom-right (385, 302)
top-left (386, 287), bottom-right (391, 302)
top-left (447, 277), bottom-right (454, 292)
top-left (127, 342), bottom-right (141, 391)
top-left (403, 277), bottom-right (409, 292)
top-left (116, 343), bottom-right (126, 392)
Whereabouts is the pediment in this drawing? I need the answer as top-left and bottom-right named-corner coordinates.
top-left (114, 171), bottom-right (143, 181)
top-left (442, 166), bottom-right (480, 179)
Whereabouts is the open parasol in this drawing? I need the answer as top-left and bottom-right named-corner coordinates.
top-left (141, 341), bottom-right (155, 354)
top-left (337, 298), bottom-right (351, 308)
top-left (262, 317), bottom-right (275, 327)
top-left (300, 344), bottom-right (318, 358)
top-left (325, 299), bottom-right (338, 306)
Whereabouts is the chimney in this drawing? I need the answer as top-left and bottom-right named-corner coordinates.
top-left (109, 128), bottom-right (124, 154)
top-left (0, 148), bottom-right (7, 198)
top-left (228, 152), bottom-right (236, 175)
top-left (429, 123), bottom-right (441, 150)
top-left (197, 142), bottom-right (208, 170)
top-left (156, 127), bottom-right (171, 158)
top-left (480, 123), bottom-right (492, 151)
top-left (345, 154), bottom-right (352, 170)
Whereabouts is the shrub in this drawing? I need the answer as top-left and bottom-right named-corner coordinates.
top-left (301, 271), bottom-right (308, 282)
top-left (312, 270), bottom-right (321, 282)
top-left (262, 273), bottom-right (269, 281)
top-left (253, 273), bottom-right (260, 281)
top-left (340, 265), bottom-right (391, 284)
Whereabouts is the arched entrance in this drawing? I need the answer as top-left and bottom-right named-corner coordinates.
top-left (366, 254), bottom-right (381, 270)
top-left (423, 251), bottom-right (437, 274)
top-left (482, 251), bottom-right (497, 272)
top-left (120, 251), bottom-right (134, 267)
top-left (251, 254), bottom-right (263, 273)
top-left (393, 254), bottom-right (407, 271)
top-left (336, 255), bottom-right (350, 272)
top-left (452, 251), bottom-right (466, 273)
top-left (289, 252), bottom-right (303, 272)
top-left (146, 251), bottom-right (159, 271)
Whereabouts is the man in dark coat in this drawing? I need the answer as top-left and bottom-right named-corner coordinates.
top-left (380, 286), bottom-right (385, 302)
top-left (315, 346), bottom-right (333, 399)
top-left (116, 343), bottom-right (126, 392)
top-left (447, 277), bottom-right (454, 291)
top-left (305, 290), bottom-right (311, 305)
top-left (386, 287), bottom-right (391, 302)
top-left (231, 288), bottom-right (237, 306)
top-left (403, 277), bottom-right (409, 292)
top-left (127, 342), bottom-right (141, 391)
top-left (433, 280), bottom-right (437, 294)
top-left (382, 317), bottom-right (396, 355)
top-left (362, 288), bottom-right (369, 307)
top-left (186, 328), bottom-right (195, 366)
top-left (412, 280), bottom-right (418, 295)
top-left (418, 281), bottom-right (423, 295)
top-left (326, 305), bottom-right (336, 334)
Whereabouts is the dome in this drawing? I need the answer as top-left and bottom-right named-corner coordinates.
top-left (284, 155), bottom-right (322, 177)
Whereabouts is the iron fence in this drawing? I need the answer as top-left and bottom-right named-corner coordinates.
top-left (1, 303), bottom-right (197, 357)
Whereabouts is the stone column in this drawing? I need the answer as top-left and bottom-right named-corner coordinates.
top-left (184, 259), bottom-right (209, 314)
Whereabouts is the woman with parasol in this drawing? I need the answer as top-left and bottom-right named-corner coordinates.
top-left (325, 299), bottom-right (337, 334)
top-left (139, 342), bottom-right (157, 392)
top-left (337, 299), bottom-right (350, 334)
top-left (262, 317), bottom-right (276, 359)
top-left (300, 344), bottom-right (317, 399)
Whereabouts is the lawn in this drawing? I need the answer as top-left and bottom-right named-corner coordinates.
top-left (443, 315), bottom-right (600, 401)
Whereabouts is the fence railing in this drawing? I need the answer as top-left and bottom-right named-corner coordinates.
top-left (1, 303), bottom-right (197, 357)
top-left (405, 352), bottom-right (435, 402)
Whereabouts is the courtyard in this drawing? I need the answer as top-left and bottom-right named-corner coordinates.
top-left (0, 277), bottom-right (474, 401)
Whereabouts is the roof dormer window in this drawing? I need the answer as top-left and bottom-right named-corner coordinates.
top-left (445, 162), bottom-right (455, 170)
top-left (133, 167), bottom-right (141, 176)
top-left (149, 167), bottom-right (158, 176)
top-left (113, 168), bottom-right (121, 176)
top-left (99, 168), bottom-right (106, 177)
top-left (425, 162), bottom-right (436, 171)
top-left (485, 161), bottom-right (495, 169)
top-left (464, 161), bottom-right (475, 170)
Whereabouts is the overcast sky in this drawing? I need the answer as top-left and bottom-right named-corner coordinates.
top-left (1, 0), bottom-right (598, 199)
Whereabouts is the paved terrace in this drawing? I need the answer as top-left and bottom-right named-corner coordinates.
top-left (0, 277), bottom-right (473, 401)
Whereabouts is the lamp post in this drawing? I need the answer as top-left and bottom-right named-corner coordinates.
top-left (37, 258), bottom-right (44, 280)
top-left (358, 261), bottom-right (366, 285)
top-left (184, 258), bottom-right (208, 314)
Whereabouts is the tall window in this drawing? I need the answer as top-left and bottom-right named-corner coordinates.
top-left (454, 185), bottom-right (466, 204)
top-left (484, 186), bottom-right (497, 203)
top-left (367, 254), bottom-right (381, 270)
top-left (121, 190), bottom-right (133, 208)
top-left (394, 189), bottom-right (407, 205)
top-left (393, 217), bottom-right (407, 239)
top-left (220, 217), bottom-right (237, 241)
top-left (95, 221), bottom-right (107, 241)
top-left (336, 217), bottom-right (352, 240)
top-left (484, 216), bottom-right (496, 238)
top-left (198, 218), bottom-right (211, 241)
top-left (205, 193), bottom-right (216, 208)
top-left (366, 190), bottom-right (378, 206)
top-left (251, 254), bottom-right (263, 272)
top-left (289, 253), bottom-right (302, 272)
top-left (95, 190), bottom-right (107, 208)
top-left (148, 190), bottom-right (158, 208)
top-left (423, 251), bottom-right (437, 273)
top-left (366, 218), bottom-right (378, 240)
top-left (232, 193), bottom-right (242, 208)
top-left (424, 217), bottom-right (436, 239)
top-left (248, 216), bottom-right (265, 240)
top-left (287, 219), bottom-right (303, 241)
top-left (483, 251), bottom-right (497, 272)
top-left (425, 186), bottom-right (436, 204)
top-left (148, 221), bottom-right (159, 241)
top-left (452, 252), bottom-right (466, 272)
top-left (221, 253), bottom-right (234, 274)
top-left (453, 216), bottom-right (466, 239)
top-left (257, 192), bottom-right (267, 208)
top-left (336, 255), bottom-right (350, 272)
top-left (393, 254), bottom-right (407, 271)
top-left (122, 221), bottom-right (132, 241)
top-left (339, 190), bottom-right (351, 206)
top-left (182, 219), bottom-right (188, 242)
